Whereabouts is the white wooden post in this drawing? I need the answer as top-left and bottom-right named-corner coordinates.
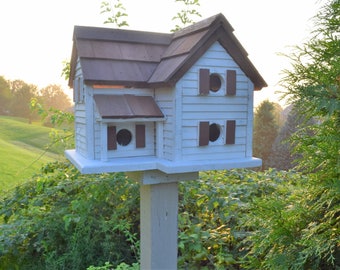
top-left (129, 170), bottom-right (198, 270)
top-left (140, 182), bottom-right (178, 270)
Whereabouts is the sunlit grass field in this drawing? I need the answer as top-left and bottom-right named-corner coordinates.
top-left (0, 116), bottom-right (62, 192)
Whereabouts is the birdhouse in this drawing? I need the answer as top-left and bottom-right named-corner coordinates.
top-left (65, 13), bottom-right (267, 174)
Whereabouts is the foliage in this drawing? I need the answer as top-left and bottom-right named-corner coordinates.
top-left (39, 84), bottom-right (72, 112)
top-left (0, 76), bottom-right (11, 114)
top-left (0, 76), bottom-right (72, 127)
top-left (242, 172), bottom-right (339, 270)
top-left (30, 97), bottom-right (75, 153)
top-left (87, 261), bottom-right (139, 270)
top-left (61, 59), bottom-right (71, 81)
top-left (245, 0), bottom-right (340, 269)
top-left (0, 161), bottom-right (140, 270)
top-left (9, 79), bottom-right (38, 122)
top-left (1, 160), bottom-right (338, 269)
top-left (267, 105), bottom-right (314, 170)
top-left (177, 169), bottom-right (303, 269)
top-left (100, 0), bottom-right (129, 28)
top-left (253, 100), bottom-right (279, 169)
top-left (171, 0), bottom-right (202, 32)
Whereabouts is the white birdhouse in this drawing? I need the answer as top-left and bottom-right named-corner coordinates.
top-left (65, 13), bottom-right (267, 174)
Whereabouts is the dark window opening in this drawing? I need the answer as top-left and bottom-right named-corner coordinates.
top-left (116, 129), bottom-right (132, 146)
top-left (209, 123), bottom-right (220, 142)
top-left (209, 74), bottom-right (222, 92)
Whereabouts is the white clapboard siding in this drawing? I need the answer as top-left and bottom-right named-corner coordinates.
top-left (93, 121), bottom-right (101, 159)
top-left (177, 41), bottom-right (251, 161)
top-left (74, 100), bottom-right (88, 156)
top-left (92, 87), bottom-right (153, 96)
top-left (155, 87), bottom-right (176, 161)
top-left (106, 122), bottom-right (155, 158)
top-left (246, 80), bottom-right (254, 158)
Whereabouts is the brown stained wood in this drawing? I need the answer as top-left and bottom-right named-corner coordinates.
top-left (77, 40), bottom-right (166, 62)
top-left (136, 124), bottom-right (146, 148)
top-left (226, 70), bottom-right (236, 95)
top-left (107, 126), bottom-right (117, 150)
top-left (225, 120), bottom-right (236, 144)
top-left (94, 95), bottom-right (133, 118)
top-left (199, 121), bottom-right (209, 146)
top-left (94, 95), bottom-right (164, 119)
top-left (199, 69), bottom-right (210, 95)
top-left (70, 14), bottom-right (267, 90)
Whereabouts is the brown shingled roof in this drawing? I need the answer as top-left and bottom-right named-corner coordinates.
top-left (94, 94), bottom-right (164, 119)
top-left (69, 13), bottom-right (267, 90)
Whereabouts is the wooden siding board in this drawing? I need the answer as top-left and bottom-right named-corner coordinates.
top-left (136, 124), bottom-right (146, 148)
top-left (178, 41), bottom-right (249, 161)
top-left (226, 70), bottom-right (237, 95)
top-left (107, 126), bottom-right (117, 150)
top-left (182, 96), bottom-right (248, 105)
top-left (199, 121), bottom-right (209, 146)
top-left (106, 122), bottom-right (155, 158)
top-left (77, 40), bottom-right (166, 62)
top-left (94, 95), bottom-right (164, 119)
top-left (70, 15), bottom-right (267, 90)
top-left (81, 58), bottom-right (157, 84)
top-left (182, 112), bottom-right (247, 120)
top-left (155, 87), bottom-right (175, 161)
top-left (74, 25), bottom-right (172, 44)
top-left (225, 120), bottom-right (236, 144)
top-left (162, 30), bottom-right (209, 58)
top-left (199, 69), bottom-right (210, 95)
top-left (148, 55), bottom-right (188, 84)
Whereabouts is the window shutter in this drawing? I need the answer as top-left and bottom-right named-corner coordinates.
top-left (199, 121), bottom-right (209, 146)
top-left (107, 126), bottom-right (117, 150)
top-left (199, 69), bottom-right (210, 95)
top-left (135, 124), bottom-right (146, 148)
top-left (225, 120), bottom-right (236, 144)
top-left (226, 70), bottom-right (236, 96)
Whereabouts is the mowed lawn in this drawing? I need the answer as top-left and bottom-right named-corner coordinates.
top-left (0, 116), bottom-right (62, 192)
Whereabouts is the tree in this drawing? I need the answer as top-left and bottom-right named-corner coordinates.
top-left (267, 105), bottom-right (315, 170)
top-left (39, 84), bottom-right (72, 112)
top-left (100, 0), bottom-right (129, 27)
top-left (9, 80), bottom-right (38, 122)
top-left (244, 1), bottom-right (339, 268)
top-left (0, 76), bottom-right (11, 114)
top-left (253, 100), bottom-right (279, 169)
top-left (171, 0), bottom-right (202, 32)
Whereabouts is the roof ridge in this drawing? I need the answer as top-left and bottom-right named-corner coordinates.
top-left (172, 13), bottom-right (233, 40)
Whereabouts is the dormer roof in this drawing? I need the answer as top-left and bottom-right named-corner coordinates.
top-left (69, 13), bottom-right (267, 90)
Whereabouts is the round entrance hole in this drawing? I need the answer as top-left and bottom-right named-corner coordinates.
top-left (116, 129), bottom-right (132, 146)
top-left (209, 74), bottom-right (222, 92)
top-left (209, 123), bottom-right (220, 142)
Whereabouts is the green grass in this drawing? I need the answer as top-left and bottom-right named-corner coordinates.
top-left (0, 116), bottom-right (62, 192)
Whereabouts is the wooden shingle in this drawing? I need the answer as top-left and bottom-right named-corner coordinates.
top-left (69, 13), bottom-right (267, 90)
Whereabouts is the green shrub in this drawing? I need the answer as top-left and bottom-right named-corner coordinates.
top-left (0, 161), bottom-right (140, 270)
top-left (177, 169), bottom-right (302, 269)
top-left (1, 163), bottom-right (338, 269)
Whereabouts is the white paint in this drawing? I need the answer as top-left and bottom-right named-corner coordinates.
top-left (68, 40), bottom-right (263, 172)
top-left (65, 149), bottom-right (261, 174)
top-left (140, 180), bottom-right (179, 270)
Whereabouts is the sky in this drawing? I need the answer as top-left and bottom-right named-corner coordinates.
top-left (0, 0), bottom-right (324, 107)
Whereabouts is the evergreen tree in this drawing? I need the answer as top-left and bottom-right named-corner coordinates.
top-left (253, 100), bottom-right (279, 169)
top-left (245, 1), bottom-right (339, 268)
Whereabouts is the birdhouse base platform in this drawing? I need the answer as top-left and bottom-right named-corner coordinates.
top-left (65, 150), bottom-right (261, 175)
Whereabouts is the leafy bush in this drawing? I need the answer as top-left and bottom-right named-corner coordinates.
top-left (1, 163), bottom-right (338, 269)
top-left (178, 169), bottom-right (306, 269)
top-left (0, 161), bottom-right (140, 270)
